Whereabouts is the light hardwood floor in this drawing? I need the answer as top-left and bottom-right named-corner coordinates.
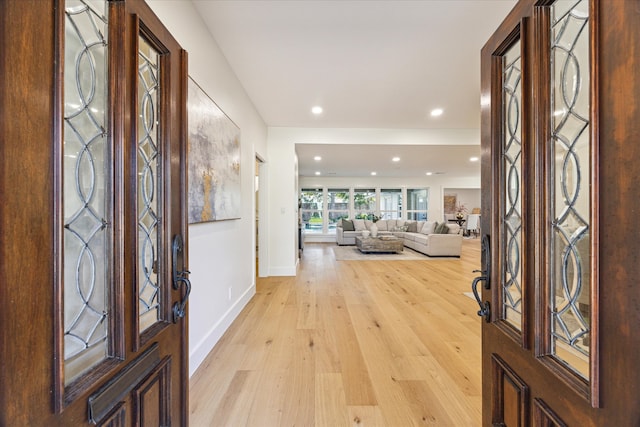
top-left (190, 239), bottom-right (482, 426)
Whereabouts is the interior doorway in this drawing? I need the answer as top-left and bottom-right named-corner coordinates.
top-left (255, 155), bottom-right (266, 277)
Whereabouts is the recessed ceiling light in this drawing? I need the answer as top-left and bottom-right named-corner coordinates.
top-left (470, 157), bottom-right (479, 162)
top-left (392, 156), bottom-right (400, 162)
top-left (426, 172), bottom-right (433, 176)
top-left (311, 106), bottom-right (323, 115)
top-left (430, 108), bottom-right (444, 117)
top-left (315, 171), bottom-right (321, 175)
top-left (371, 172), bottom-right (377, 176)
top-left (314, 156), bottom-right (322, 161)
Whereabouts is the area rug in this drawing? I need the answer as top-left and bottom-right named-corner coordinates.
top-left (332, 245), bottom-right (437, 261)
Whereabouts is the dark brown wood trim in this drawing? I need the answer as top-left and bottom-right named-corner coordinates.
top-left (490, 21), bottom-right (529, 349)
top-left (88, 343), bottom-right (161, 423)
top-left (136, 15), bottom-right (174, 349)
top-left (489, 54), bottom-right (502, 326)
top-left (101, 402), bottom-right (127, 427)
top-left (588, 0), bottom-right (600, 408)
top-left (132, 356), bottom-right (172, 426)
top-left (519, 16), bottom-right (531, 351)
top-left (179, 47), bottom-right (190, 427)
top-left (64, 359), bottom-right (122, 407)
top-left (534, 1), bottom-right (552, 359)
top-left (130, 11), bottom-right (142, 352)
top-left (533, 398), bottom-right (567, 427)
top-left (533, 2), bottom-right (551, 361)
top-left (155, 22), bottom-right (173, 329)
top-left (491, 354), bottom-right (530, 426)
top-left (53, 0), bottom-right (65, 413)
top-left (110, 0), bottom-right (127, 364)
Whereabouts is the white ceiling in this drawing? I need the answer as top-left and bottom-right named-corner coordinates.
top-left (192, 0), bottom-right (516, 177)
top-left (296, 143), bottom-right (480, 178)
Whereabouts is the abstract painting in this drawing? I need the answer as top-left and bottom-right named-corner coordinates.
top-left (187, 77), bottom-right (241, 223)
top-left (443, 194), bottom-right (457, 214)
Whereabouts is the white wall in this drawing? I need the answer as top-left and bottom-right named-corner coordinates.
top-left (148, 1), bottom-right (268, 377)
top-left (444, 188), bottom-right (482, 214)
top-left (146, 3), bottom-right (482, 377)
top-left (268, 127), bottom-right (481, 274)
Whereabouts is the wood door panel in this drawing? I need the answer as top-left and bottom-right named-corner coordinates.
top-left (99, 404), bottom-right (127, 427)
top-left (134, 357), bottom-right (171, 427)
top-left (491, 355), bottom-right (529, 427)
top-left (482, 0), bottom-right (640, 425)
top-left (0, 1), bottom-right (188, 425)
top-left (533, 398), bottom-right (566, 427)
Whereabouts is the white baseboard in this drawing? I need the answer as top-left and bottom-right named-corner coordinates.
top-left (188, 285), bottom-right (255, 377)
top-left (304, 234), bottom-right (337, 243)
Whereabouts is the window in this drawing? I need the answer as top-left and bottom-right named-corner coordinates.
top-left (300, 188), bottom-right (323, 233)
top-left (327, 189), bottom-right (349, 232)
top-left (406, 188), bottom-right (428, 220)
top-left (380, 189), bottom-right (402, 220)
top-left (353, 188), bottom-right (376, 219)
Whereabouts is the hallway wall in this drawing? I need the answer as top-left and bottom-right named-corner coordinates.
top-left (148, 1), bottom-right (268, 376)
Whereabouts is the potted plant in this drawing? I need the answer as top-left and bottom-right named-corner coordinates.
top-left (368, 212), bottom-right (380, 237)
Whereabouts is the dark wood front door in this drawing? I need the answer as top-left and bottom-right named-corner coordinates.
top-left (0, 0), bottom-right (189, 425)
top-left (476, 0), bottom-right (640, 425)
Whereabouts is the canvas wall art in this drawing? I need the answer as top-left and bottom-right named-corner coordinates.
top-left (443, 194), bottom-right (457, 214)
top-left (187, 77), bottom-right (241, 223)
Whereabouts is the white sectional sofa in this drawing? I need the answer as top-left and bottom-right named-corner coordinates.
top-left (336, 219), bottom-right (463, 257)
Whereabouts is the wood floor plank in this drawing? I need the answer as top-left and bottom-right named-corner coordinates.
top-left (329, 296), bottom-right (379, 406)
top-left (189, 239), bottom-right (482, 426)
top-left (347, 405), bottom-right (386, 427)
top-left (315, 373), bottom-right (351, 427)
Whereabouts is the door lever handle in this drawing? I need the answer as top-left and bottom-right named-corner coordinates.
top-left (471, 276), bottom-right (491, 322)
top-left (469, 234), bottom-right (491, 321)
top-left (172, 234), bottom-right (191, 323)
top-left (172, 275), bottom-right (191, 323)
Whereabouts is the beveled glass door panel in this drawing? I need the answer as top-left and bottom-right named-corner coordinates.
top-left (63, 0), bottom-right (111, 386)
top-left (501, 37), bottom-right (523, 332)
top-left (549, 0), bottom-right (591, 380)
top-left (137, 35), bottom-right (163, 333)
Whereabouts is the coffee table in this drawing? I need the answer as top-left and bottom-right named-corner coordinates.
top-left (355, 236), bottom-right (404, 254)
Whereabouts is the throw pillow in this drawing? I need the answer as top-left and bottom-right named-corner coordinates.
top-left (353, 219), bottom-right (366, 231)
top-left (435, 222), bottom-right (450, 234)
top-left (405, 221), bottom-right (418, 233)
top-left (447, 223), bottom-right (460, 234)
top-left (420, 221), bottom-right (436, 235)
top-left (342, 219), bottom-right (355, 231)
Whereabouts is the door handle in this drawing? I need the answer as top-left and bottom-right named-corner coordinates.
top-left (471, 276), bottom-right (491, 322)
top-left (472, 234), bottom-right (491, 289)
top-left (172, 234), bottom-right (191, 323)
top-left (470, 234), bottom-right (491, 322)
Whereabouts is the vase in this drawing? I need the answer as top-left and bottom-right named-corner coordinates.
top-left (455, 213), bottom-right (464, 220)
top-left (370, 223), bottom-right (378, 238)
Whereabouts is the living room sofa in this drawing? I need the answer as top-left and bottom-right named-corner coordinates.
top-left (336, 219), bottom-right (463, 257)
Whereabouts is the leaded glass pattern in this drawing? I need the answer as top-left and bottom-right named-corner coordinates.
top-left (63, 0), bottom-right (109, 385)
top-left (502, 39), bottom-right (523, 331)
top-left (138, 37), bottom-right (162, 332)
top-left (550, 0), bottom-right (590, 378)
